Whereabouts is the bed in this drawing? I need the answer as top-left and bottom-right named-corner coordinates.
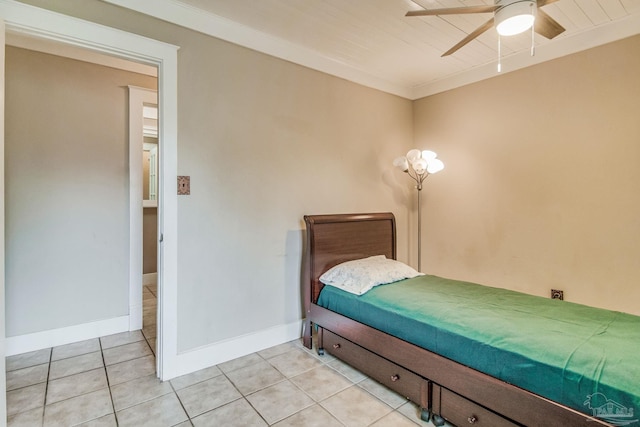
top-left (302, 212), bottom-right (639, 427)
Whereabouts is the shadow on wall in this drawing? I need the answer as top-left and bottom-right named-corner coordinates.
top-left (286, 228), bottom-right (305, 327)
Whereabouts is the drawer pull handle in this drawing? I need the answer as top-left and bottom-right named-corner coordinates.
top-left (468, 415), bottom-right (477, 424)
top-left (332, 343), bottom-right (341, 349)
top-left (390, 374), bottom-right (400, 382)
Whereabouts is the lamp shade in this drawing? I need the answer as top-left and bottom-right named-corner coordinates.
top-left (393, 156), bottom-right (409, 172)
top-left (427, 158), bottom-right (445, 174)
top-left (495, 0), bottom-right (536, 36)
top-left (421, 150), bottom-right (437, 163)
top-left (413, 158), bottom-right (428, 174)
top-left (406, 149), bottom-right (422, 163)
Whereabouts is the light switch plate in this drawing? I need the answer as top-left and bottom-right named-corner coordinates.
top-left (177, 176), bottom-right (190, 195)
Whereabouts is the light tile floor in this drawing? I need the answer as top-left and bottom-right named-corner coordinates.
top-left (6, 283), bottom-right (448, 426)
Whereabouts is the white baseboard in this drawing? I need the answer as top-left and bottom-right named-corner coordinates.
top-left (129, 304), bottom-right (143, 331)
top-left (6, 316), bottom-right (130, 356)
top-left (143, 273), bottom-right (157, 285)
top-left (171, 320), bottom-right (303, 380)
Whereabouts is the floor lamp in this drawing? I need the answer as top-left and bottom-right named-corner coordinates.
top-left (393, 149), bottom-right (444, 272)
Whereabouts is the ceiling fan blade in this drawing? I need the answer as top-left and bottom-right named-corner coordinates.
top-left (442, 17), bottom-right (495, 57)
top-left (536, 0), bottom-right (561, 7)
top-left (406, 5), bottom-right (499, 16)
top-left (535, 9), bottom-right (566, 39)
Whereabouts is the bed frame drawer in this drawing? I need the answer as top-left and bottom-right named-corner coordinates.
top-left (433, 384), bottom-right (522, 427)
top-left (322, 329), bottom-right (429, 408)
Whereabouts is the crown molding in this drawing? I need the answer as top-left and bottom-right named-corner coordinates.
top-left (102, 0), bottom-right (413, 99)
top-left (104, 0), bottom-right (640, 100)
top-left (412, 12), bottom-right (640, 99)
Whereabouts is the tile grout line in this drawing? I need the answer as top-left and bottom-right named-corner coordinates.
top-left (276, 344), bottom-right (400, 427)
top-left (227, 348), bottom-right (337, 426)
top-left (221, 370), bottom-right (271, 427)
top-left (173, 358), bottom-right (275, 425)
top-left (99, 337), bottom-right (120, 427)
top-left (168, 380), bottom-right (194, 426)
top-left (142, 286), bottom-right (157, 356)
top-left (145, 284), bottom-right (157, 298)
top-left (40, 347), bottom-right (54, 422)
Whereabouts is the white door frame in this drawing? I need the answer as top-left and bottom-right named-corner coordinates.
top-left (0, 16), bottom-right (6, 420)
top-left (0, 0), bottom-right (180, 383)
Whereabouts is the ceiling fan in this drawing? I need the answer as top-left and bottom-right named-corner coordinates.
top-left (407, 0), bottom-right (566, 57)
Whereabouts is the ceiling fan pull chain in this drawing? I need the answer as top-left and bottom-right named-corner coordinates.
top-left (497, 35), bottom-right (502, 73)
top-left (531, 17), bottom-right (535, 56)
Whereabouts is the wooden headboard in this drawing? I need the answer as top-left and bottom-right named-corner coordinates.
top-left (303, 212), bottom-right (396, 306)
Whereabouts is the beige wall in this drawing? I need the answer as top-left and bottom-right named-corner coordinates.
top-left (5, 46), bottom-right (157, 335)
top-left (172, 26), bottom-right (413, 351)
top-left (142, 150), bottom-right (150, 200)
top-left (17, 0), bottom-right (414, 351)
top-left (143, 208), bottom-right (157, 274)
top-left (413, 35), bottom-right (640, 315)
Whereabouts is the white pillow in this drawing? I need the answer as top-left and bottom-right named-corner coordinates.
top-left (320, 255), bottom-right (424, 295)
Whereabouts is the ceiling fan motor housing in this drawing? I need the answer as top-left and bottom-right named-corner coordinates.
top-left (495, 0), bottom-right (537, 36)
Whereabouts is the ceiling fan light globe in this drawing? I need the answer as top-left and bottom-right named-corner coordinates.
top-left (497, 15), bottom-right (535, 35)
top-left (495, 0), bottom-right (536, 36)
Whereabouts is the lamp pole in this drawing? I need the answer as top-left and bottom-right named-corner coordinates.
top-left (393, 149), bottom-right (444, 273)
top-left (416, 182), bottom-right (422, 272)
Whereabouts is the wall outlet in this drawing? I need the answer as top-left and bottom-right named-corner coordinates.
top-left (551, 289), bottom-right (564, 300)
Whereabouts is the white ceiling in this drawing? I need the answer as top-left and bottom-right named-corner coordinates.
top-left (107, 0), bottom-right (640, 99)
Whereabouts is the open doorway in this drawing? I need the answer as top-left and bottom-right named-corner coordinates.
top-left (142, 105), bottom-right (159, 356)
top-left (5, 37), bottom-right (159, 355)
top-left (129, 87), bottom-right (160, 356)
top-left (1, 1), bottom-right (180, 385)
top-left (3, 43), bottom-right (165, 425)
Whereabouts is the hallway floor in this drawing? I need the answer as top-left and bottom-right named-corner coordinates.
top-left (6, 283), bottom-right (445, 426)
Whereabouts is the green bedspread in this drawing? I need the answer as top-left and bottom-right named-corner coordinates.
top-left (317, 275), bottom-right (640, 421)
